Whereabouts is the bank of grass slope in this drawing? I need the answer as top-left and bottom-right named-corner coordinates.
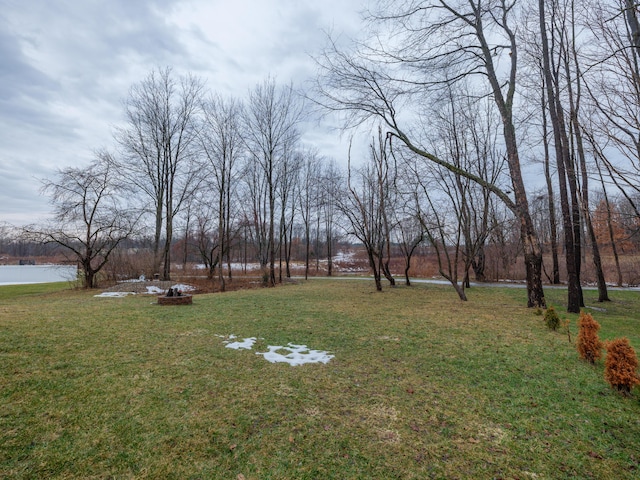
top-left (1, 280), bottom-right (639, 479)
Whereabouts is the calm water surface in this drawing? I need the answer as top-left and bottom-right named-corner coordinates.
top-left (0, 265), bottom-right (77, 286)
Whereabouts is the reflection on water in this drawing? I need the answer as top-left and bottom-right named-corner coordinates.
top-left (0, 265), bottom-right (78, 286)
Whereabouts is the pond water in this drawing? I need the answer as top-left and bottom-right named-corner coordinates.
top-left (0, 265), bottom-right (78, 286)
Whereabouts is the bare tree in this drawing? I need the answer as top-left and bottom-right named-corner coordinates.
top-left (595, 162), bottom-right (624, 286)
top-left (582, 1), bottom-right (640, 216)
top-left (538, 68), bottom-right (561, 285)
top-left (393, 204), bottom-right (426, 286)
top-left (298, 148), bottom-right (323, 279)
top-left (27, 153), bottom-right (139, 288)
top-left (418, 175), bottom-right (469, 301)
top-left (190, 190), bottom-right (220, 279)
top-left (200, 94), bottom-right (244, 290)
top-left (320, 159), bottom-right (343, 277)
top-left (314, 0), bottom-right (546, 307)
top-left (277, 146), bottom-right (302, 281)
top-left (115, 67), bottom-right (204, 280)
top-left (242, 78), bottom-right (303, 286)
top-left (538, 0), bottom-right (586, 312)
top-left (339, 133), bottom-right (395, 291)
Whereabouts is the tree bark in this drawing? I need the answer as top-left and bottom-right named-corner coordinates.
top-left (541, 76), bottom-right (561, 284)
top-left (539, 0), bottom-right (582, 312)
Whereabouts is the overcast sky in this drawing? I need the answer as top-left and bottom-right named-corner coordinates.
top-left (0, 0), bottom-right (366, 225)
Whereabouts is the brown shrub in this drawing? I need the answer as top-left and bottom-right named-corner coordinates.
top-left (604, 338), bottom-right (640, 395)
top-left (576, 311), bottom-right (603, 364)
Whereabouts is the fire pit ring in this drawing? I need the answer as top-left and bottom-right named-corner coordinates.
top-left (157, 287), bottom-right (193, 305)
top-left (158, 294), bottom-right (192, 305)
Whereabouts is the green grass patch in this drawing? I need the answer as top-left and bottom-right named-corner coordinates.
top-left (1, 280), bottom-right (639, 479)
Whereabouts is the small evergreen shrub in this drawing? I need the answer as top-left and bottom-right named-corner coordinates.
top-left (576, 311), bottom-right (603, 364)
top-left (604, 338), bottom-right (640, 395)
top-left (544, 306), bottom-right (560, 331)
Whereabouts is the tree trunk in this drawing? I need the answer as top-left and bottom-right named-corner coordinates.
top-left (153, 199), bottom-right (163, 276)
top-left (478, 12), bottom-right (546, 308)
top-left (218, 199), bottom-right (226, 293)
top-left (566, 8), bottom-right (609, 302)
top-left (162, 199), bottom-right (173, 281)
top-left (305, 224), bottom-right (310, 280)
top-left (268, 183), bottom-right (276, 287)
top-left (625, 0), bottom-right (640, 49)
top-left (541, 78), bottom-right (561, 284)
top-left (367, 250), bottom-right (382, 292)
top-left (404, 262), bottom-right (411, 286)
top-left (326, 229), bottom-right (333, 277)
top-left (522, 228), bottom-right (545, 309)
top-left (539, 0), bottom-right (581, 312)
top-left (504, 122), bottom-right (545, 308)
top-left (452, 281), bottom-right (468, 301)
top-left (472, 246), bottom-right (486, 282)
top-left (598, 164), bottom-right (624, 287)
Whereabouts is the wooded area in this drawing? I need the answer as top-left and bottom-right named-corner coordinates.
top-left (4, 1), bottom-right (640, 311)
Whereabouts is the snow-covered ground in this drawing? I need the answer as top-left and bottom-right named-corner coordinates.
top-left (94, 283), bottom-right (195, 297)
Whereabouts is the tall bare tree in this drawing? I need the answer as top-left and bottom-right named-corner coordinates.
top-left (538, 0), bottom-right (585, 312)
top-left (320, 159), bottom-right (342, 277)
top-left (115, 67), bottom-right (204, 280)
top-left (277, 145), bottom-right (302, 281)
top-left (242, 78), bottom-right (303, 286)
top-left (402, 82), bottom-right (503, 300)
top-left (200, 94), bottom-right (244, 291)
top-left (298, 148), bottom-right (323, 279)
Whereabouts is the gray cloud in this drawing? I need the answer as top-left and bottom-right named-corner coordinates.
top-left (0, 0), bottom-right (364, 225)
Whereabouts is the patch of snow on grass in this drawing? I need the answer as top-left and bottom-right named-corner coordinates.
top-left (215, 335), bottom-right (334, 365)
top-left (256, 343), bottom-right (334, 366)
top-left (146, 286), bottom-right (165, 294)
top-left (94, 292), bottom-right (135, 297)
top-left (225, 337), bottom-right (258, 350)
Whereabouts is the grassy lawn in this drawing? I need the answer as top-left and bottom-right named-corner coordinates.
top-left (1, 279), bottom-right (639, 479)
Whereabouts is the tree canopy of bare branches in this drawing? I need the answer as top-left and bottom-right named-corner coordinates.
top-left (26, 153), bottom-right (140, 288)
top-left (313, 0), bottom-right (546, 307)
top-left (115, 67), bottom-right (205, 280)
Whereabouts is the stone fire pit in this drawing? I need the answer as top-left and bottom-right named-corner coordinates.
top-left (157, 287), bottom-right (193, 305)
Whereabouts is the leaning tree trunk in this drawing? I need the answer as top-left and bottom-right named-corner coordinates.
top-left (504, 123), bottom-right (546, 309)
top-left (476, 11), bottom-right (546, 309)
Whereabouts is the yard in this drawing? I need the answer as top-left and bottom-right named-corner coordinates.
top-left (1, 280), bottom-right (639, 479)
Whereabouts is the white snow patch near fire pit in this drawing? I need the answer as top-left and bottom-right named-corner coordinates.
top-left (94, 291), bottom-right (135, 297)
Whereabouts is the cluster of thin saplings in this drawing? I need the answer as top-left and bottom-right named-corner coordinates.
top-left (545, 308), bottom-right (639, 396)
